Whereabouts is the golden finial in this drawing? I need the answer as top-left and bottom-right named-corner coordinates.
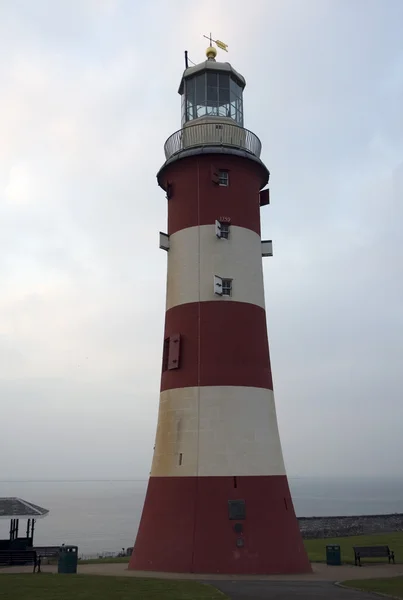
top-left (206, 46), bottom-right (217, 59)
top-left (203, 33), bottom-right (228, 59)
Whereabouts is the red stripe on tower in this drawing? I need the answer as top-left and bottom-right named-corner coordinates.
top-left (129, 45), bottom-right (311, 575)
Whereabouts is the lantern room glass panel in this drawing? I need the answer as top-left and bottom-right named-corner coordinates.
top-left (182, 72), bottom-right (244, 126)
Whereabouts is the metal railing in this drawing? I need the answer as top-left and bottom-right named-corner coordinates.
top-left (164, 122), bottom-right (262, 161)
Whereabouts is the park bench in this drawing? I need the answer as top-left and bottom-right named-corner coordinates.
top-left (0, 550), bottom-right (37, 568)
top-left (353, 545), bottom-right (395, 566)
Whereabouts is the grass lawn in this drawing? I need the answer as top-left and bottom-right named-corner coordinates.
top-left (343, 576), bottom-right (403, 598)
top-left (79, 556), bottom-right (130, 565)
top-left (77, 532), bottom-right (403, 566)
top-left (0, 574), bottom-right (227, 600)
top-left (304, 531), bottom-right (403, 564)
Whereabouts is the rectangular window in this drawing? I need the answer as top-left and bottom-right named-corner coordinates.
top-left (159, 232), bottom-right (170, 251)
top-left (228, 500), bottom-right (246, 520)
top-left (162, 334), bottom-right (181, 372)
top-left (220, 222), bottom-right (230, 239)
top-left (222, 278), bottom-right (232, 296)
top-left (259, 188), bottom-right (270, 206)
top-left (218, 170), bottom-right (229, 186)
top-left (261, 240), bottom-right (273, 257)
top-left (215, 220), bottom-right (230, 239)
top-left (214, 276), bottom-right (232, 296)
top-left (168, 333), bottom-right (181, 370)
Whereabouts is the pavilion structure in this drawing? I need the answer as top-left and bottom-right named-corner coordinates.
top-left (0, 497), bottom-right (49, 550)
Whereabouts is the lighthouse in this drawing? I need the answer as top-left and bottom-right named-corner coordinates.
top-left (129, 44), bottom-right (311, 575)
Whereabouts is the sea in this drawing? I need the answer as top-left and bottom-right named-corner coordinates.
top-left (1, 477), bottom-right (402, 557)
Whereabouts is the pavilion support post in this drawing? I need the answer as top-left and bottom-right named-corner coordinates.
top-left (31, 519), bottom-right (36, 544)
top-left (9, 519), bottom-right (17, 541)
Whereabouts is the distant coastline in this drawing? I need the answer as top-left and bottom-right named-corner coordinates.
top-left (81, 514), bottom-right (403, 558)
top-left (2, 478), bottom-right (402, 554)
top-left (299, 513), bottom-right (403, 538)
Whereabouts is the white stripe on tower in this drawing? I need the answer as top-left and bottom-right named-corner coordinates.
top-left (166, 225), bottom-right (266, 309)
top-left (151, 386), bottom-right (286, 477)
top-left (153, 219), bottom-right (285, 477)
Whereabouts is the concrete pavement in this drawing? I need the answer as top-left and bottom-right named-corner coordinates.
top-left (206, 581), bottom-right (380, 599)
top-left (2, 562), bottom-right (402, 599)
top-left (1, 561), bottom-right (403, 580)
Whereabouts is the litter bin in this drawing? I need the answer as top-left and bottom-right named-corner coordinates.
top-left (326, 544), bottom-right (341, 566)
top-left (58, 545), bottom-right (78, 574)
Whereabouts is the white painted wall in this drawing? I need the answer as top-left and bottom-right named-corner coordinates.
top-left (166, 225), bottom-right (266, 310)
top-left (182, 120), bottom-right (247, 152)
top-left (151, 386), bottom-right (286, 478)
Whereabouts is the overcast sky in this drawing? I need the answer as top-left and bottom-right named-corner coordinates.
top-left (0, 0), bottom-right (402, 481)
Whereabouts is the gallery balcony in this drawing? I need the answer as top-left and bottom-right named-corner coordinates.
top-left (163, 121), bottom-right (262, 162)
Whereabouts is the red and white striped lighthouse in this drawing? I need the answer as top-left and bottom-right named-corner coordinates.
top-left (129, 44), bottom-right (311, 575)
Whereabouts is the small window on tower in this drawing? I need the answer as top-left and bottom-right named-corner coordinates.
top-left (228, 500), bottom-right (246, 520)
top-left (162, 334), bottom-right (181, 372)
top-left (220, 222), bottom-right (230, 239)
top-left (218, 170), bottom-right (229, 186)
top-left (214, 275), bottom-right (232, 296)
top-left (215, 220), bottom-right (230, 239)
top-left (222, 278), bottom-right (232, 296)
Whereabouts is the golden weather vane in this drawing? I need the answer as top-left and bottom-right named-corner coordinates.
top-left (203, 33), bottom-right (228, 53)
top-left (184, 33), bottom-right (228, 67)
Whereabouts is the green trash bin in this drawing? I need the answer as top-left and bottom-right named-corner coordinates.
top-left (326, 544), bottom-right (341, 566)
top-left (58, 545), bottom-right (78, 574)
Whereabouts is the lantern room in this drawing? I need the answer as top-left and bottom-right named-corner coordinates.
top-left (179, 47), bottom-right (246, 126)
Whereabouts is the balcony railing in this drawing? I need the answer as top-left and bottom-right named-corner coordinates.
top-left (164, 122), bottom-right (262, 161)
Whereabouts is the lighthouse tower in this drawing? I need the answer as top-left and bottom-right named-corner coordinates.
top-left (129, 45), bottom-right (311, 575)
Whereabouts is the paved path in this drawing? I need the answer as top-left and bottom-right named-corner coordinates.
top-left (77, 562), bottom-right (403, 582)
top-left (206, 581), bottom-right (379, 599)
top-left (2, 562), bottom-right (402, 599)
top-left (1, 562), bottom-right (403, 581)
top-left (0, 563), bottom-right (403, 600)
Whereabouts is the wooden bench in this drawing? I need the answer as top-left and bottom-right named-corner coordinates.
top-left (353, 545), bottom-right (395, 566)
top-left (0, 550), bottom-right (37, 568)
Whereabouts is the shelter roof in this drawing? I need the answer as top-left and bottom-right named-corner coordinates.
top-left (0, 497), bottom-right (49, 519)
